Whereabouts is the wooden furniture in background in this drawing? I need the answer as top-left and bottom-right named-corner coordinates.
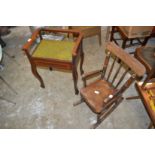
top-left (110, 26), bottom-right (153, 53)
top-left (136, 81), bottom-right (155, 128)
top-left (69, 26), bottom-right (102, 45)
top-left (22, 28), bottom-right (84, 94)
top-left (150, 26), bottom-right (155, 38)
top-left (135, 46), bottom-right (155, 86)
top-left (74, 42), bottom-right (145, 128)
top-left (127, 46), bottom-right (155, 100)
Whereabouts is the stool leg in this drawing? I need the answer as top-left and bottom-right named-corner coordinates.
top-left (31, 63), bottom-right (45, 88)
top-left (72, 63), bottom-right (79, 95)
top-left (80, 43), bottom-right (84, 75)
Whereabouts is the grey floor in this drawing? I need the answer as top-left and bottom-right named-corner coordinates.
top-left (0, 26), bottom-right (154, 129)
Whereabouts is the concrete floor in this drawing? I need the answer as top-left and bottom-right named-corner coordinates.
top-left (0, 26), bottom-right (154, 129)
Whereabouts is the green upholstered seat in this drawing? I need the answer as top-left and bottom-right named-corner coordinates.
top-left (32, 40), bottom-right (75, 61)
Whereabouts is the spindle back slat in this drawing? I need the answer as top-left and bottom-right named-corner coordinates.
top-left (101, 51), bottom-right (111, 78)
top-left (106, 42), bottom-right (145, 77)
top-left (115, 68), bottom-right (130, 89)
top-left (111, 61), bottom-right (122, 85)
top-left (107, 56), bottom-right (117, 81)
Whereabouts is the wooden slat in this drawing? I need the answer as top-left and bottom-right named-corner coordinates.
top-left (107, 56), bottom-right (117, 81)
top-left (106, 42), bottom-right (146, 77)
top-left (101, 51), bottom-right (111, 78)
top-left (111, 62), bottom-right (122, 85)
top-left (115, 68), bottom-right (130, 88)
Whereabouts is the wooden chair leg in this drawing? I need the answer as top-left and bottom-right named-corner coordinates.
top-left (148, 122), bottom-right (154, 129)
top-left (31, 64), bottom-right (45, 88)
top-left (98, 32), bottom-right (102, 46)
top-left (92, 97), bottom-right (123, 129)
top-left (130, 39), bottom-right (133, 45)
top-left (49, 67), bottom-right (53, 71)
top-left (105, 26), bottom-right (111, 42)
top-left (91, 114), bottom-right (102, 129)
top-left (73, 96), bottom-right (84, 106)
top-left (72, 66), bottom-right (79, 95)
top-left (122, 39), bottom-right (127, 49)
top-left (126, 96), bottom-right (140, 100)
top-left (80, 43), bottom-right (84, 75)
top-left (110, 26), bottom-right (115, 41)
top-left (142, 37), bottom-right (150, 46)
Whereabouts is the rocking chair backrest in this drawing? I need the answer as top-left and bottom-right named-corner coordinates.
top-left (102, 42), bottom-right (146, 95)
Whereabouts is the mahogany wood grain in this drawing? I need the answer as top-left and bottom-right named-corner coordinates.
top-left (22, 28), bottom-right (84, 94)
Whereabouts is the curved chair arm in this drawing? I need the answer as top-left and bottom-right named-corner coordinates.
top-left (22, 29), bottom-right (40, 52)
top-left (72, 33), bottom-right (83, 56)
top-left (82, 69), bottom-right (102, 87)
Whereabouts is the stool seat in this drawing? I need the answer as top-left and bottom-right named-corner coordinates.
top-left (22, 28), bottom-right (84, 94)
top-left (33, 40), bottom-right (75, 61)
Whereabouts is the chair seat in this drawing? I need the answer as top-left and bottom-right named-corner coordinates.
top-left (32, 39), bottom-right (75, 61)
top-left (80, 79), bottom-right (117, 114)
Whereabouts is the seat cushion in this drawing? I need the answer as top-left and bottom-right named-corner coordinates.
top-left (80, 79), bottom-right (117, 114)
top-left (32, 40), bottom-right (75, 61)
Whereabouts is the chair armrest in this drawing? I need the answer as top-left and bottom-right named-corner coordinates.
top-left (82, 69), bottom-right (102, 81)
top-left (22, 29), bottom-right (40, 52)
